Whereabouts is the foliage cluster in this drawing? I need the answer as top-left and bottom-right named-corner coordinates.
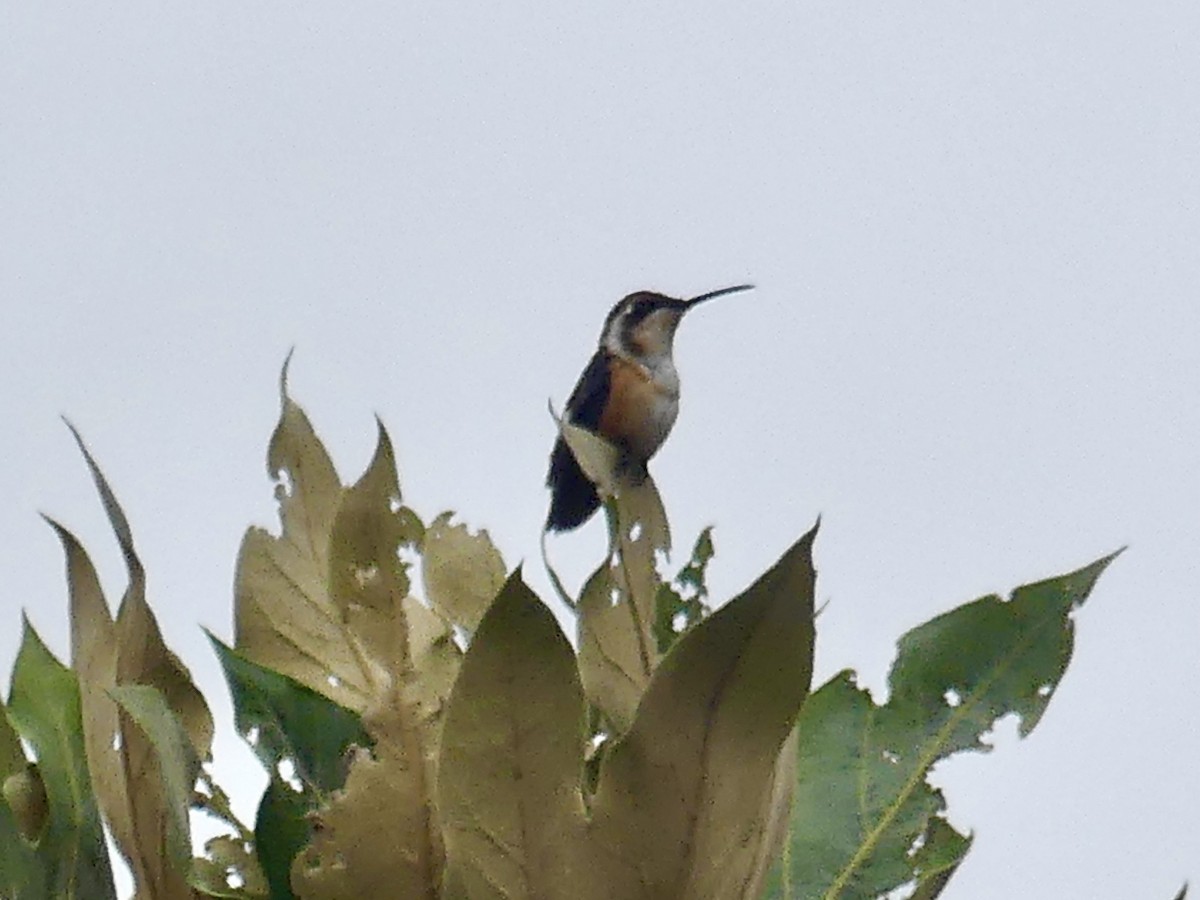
top-left (0, 373), bottom-right (1134, 899)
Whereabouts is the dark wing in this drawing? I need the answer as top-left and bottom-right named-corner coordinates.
top-left (563, 349), bottom-right (611, 430)
top-left (545, 351), bottom-right (611, 531)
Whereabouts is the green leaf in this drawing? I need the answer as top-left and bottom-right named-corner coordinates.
top-left (908, 816), bottom-right (972, 900)
top-left (0, 701), bottom-right (38, 897)
top-left (769, 551), bottom-right (1118, 899)
top-left (591, 523), bottom-right (819, 899)
top-left (0, 702), bottom-right (25, 780)
top-left (653, 526), bottom-right (716, 653)
top-left (5, 618), bottom-right (116, 900)
top-left (256, 780), bottom-right (312, 900)
top-left (211, 636), bottom-right (370, 899)
top-left (0, 757), bottom-right (41, 899)
top-left (209, 635), bottom-right (369, 794)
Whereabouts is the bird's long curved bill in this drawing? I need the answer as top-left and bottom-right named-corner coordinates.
top-left (685, 283), bottom-right (755, 308)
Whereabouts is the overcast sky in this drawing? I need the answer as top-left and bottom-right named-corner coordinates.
top-left (2, 2), bottom-right (1197, 897)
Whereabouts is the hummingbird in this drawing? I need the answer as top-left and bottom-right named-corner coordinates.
top-left (545, 284), bottom-right (754, 532)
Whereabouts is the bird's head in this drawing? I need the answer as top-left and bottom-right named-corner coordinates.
top-left (600, 284), bottom-right (753, 361)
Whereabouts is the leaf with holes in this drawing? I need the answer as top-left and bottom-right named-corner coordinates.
top-left (766, 551), bottom-right (1118, 899)
top-left (653, 526), bottom-right (715, 653)
top-left (565, 423), bottom-right (673, 733)
top-left (234, 374), bottom-right (430, 717)
top-left (292, 421), bottom-right (458, 900)
top-left (558, 421), bottom-right (670, 552)
top-left (293, 654), bottom-right (456, 900)
top-left (209, 636), bottom-right (368, 793)
top-left (327, 421), bottom-right (423, 672)
top-left (422, 512), bottom-right (506, 634)
top-left (211, 637), bottom-right (371, 898)
top-left (191, 834), bottom-right (269, 898)
top-left (234, 361), bottom-right (376, 710)
top-left (589, 523), bottom-right (818, 899)
top-left (577, 561), bottom-right (647, 735)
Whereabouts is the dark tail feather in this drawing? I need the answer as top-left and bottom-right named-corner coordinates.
top-left (545, 435), bottom-right (600, 531)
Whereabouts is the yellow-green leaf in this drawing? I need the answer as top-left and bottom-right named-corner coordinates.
top-left (291, 421), bottom-right (449, 898)
top-left (558, 422), bottom-right (670, 551)
top-left (48, 432), bottom-right (212, 900)
top-left (293, 703), bottom-right (439, 900)
top-left (234, 364), bottom-right (370, 707)
top-left (109, 684), bottom-right (198, 892)
top-left (235, 381), bottom-right (430, 715)
top-left (46, 517), bottom-right (133, 855)
top-left (564, 423), bottom-right (673, 732)
top-left (744, 730), bottom-right (799, 900)
top-left (437, 570), bottom-right (600, 900)
top-left (576, 562), bottom-right (647, 734)
top-left (59, 425), bottom-right (214, 758)
top-left (590, 523), bottom-right (818, 899)
top-left (421, 512), bottom-right (506, 634)
top-left (328, 421), bottom-right (419, 673)
top-left (191, 834), bottom-right (269, 898)
top-left (2, 764), bottom-right (47, 841)
top-left (401, 595), bottom-right (462, 767)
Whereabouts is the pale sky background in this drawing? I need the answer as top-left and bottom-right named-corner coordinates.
top-left (2, 3), bottom-right (1197, 898)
